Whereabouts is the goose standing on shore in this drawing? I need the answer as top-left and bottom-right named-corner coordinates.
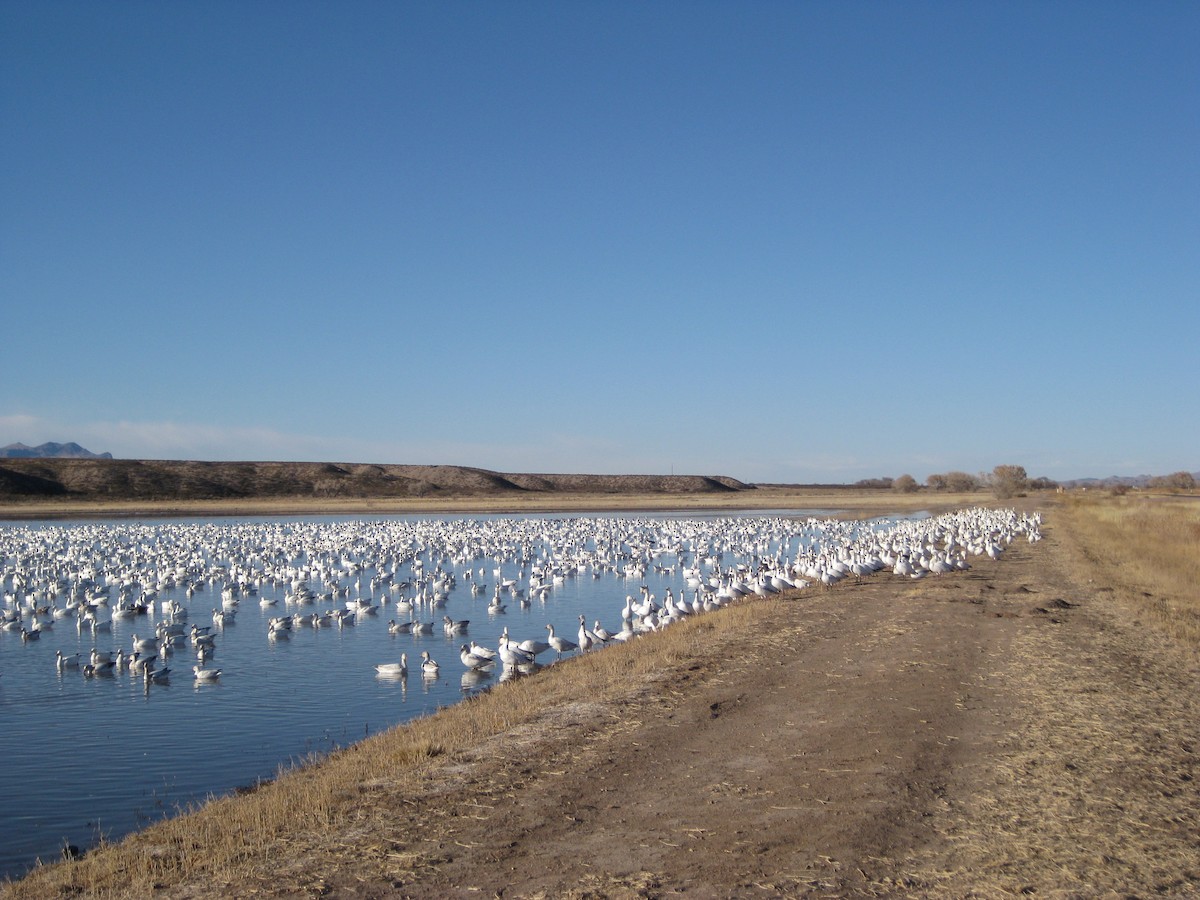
top-left (459, 644), bottom-right (494, 670)
top-left (545, 623), bottom-right (578, 656)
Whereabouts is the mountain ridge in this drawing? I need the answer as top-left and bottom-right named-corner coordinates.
top-left (0, 458), bottom-right (752, 501)
top-left (0, 442), bottom-right (113, 459)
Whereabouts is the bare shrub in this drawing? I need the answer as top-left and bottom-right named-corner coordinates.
top-left (992, 465), bottom-right (1028, 499)
top-left (945, 471), bottom-right (979, 492)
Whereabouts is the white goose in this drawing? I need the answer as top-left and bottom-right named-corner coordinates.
top-left (577, 614), bottom-right (602, 651)
top-left (545, 623), bottom-right (578, 656)
top-left (375, 653), bottom-right (408, 677)
top-left (90, 648), bottom-right (114, 666)
top-left (420, 650), bottom-right (440, 675)
top-left (498, 638), bottom-right (536, 670)
top-left (193, 664), bottom-right (221, 681)
top-left (459, 644), bottom-right (494, 670)
top-left (469, 641), bottom-right (498, 662)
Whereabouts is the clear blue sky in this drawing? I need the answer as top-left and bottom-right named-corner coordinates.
top-left (3, 1), bottom-right (1197, 483)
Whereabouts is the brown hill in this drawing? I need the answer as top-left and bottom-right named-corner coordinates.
top-left (0, 458), bottom-right (751, 502)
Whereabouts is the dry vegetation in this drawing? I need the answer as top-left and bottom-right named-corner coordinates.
top-left (1055, 492), bottom-right (1200, 645)
top-left (3, 491), bottom-right (1198, 899)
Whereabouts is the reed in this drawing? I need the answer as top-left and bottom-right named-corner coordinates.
top-left (1056, 492), bottom-right (1200, 647)
top-left (1, 595), bottom-right (787, 899)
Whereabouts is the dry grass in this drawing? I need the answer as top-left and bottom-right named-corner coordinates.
top-left (910, 493), bottom-right (1200, 897)
top-left (1055, 492), bottom-right (1200, 647)
top-left (0, 597), bottom-right (782, 899)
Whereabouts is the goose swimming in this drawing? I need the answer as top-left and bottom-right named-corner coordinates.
top-left (83, 660), bottom-right (116, 677)
top-left (193, 665), bottom-right (221, 681)
top-left (420, 650), bottom-right (440, 675)
top-left (375, 653), bottom-right (408, 677)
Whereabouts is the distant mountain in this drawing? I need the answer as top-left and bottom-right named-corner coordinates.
top-left (0, 442), bottom-right (113, 460)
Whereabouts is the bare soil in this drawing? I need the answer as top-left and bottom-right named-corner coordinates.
top-left (180, 510), bottom-right (1198, 898)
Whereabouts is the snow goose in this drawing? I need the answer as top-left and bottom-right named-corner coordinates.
top-left (517, 635), bottom-right (551, 657)
top-left (498, 639), bottom-right (536, 670)
top-left (469, 641), bottom-right (498, 661)
top-left (90, 648), bottom-right (114, 666)
top-left (375, 653), bottom-right (408, 677)
top-left (420, 650), bottom-right (440, 675)
top-left (577, 614), bottom-right (603, 651)
top-left (459, 644), bottom-right (494, 670)
top-left (545, 623), bottom-right (578, 656)
top-left (193, 664), bottom-right (221, 681)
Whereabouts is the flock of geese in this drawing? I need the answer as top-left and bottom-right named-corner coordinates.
top-left (1, 507), bottom-right (1041, 689)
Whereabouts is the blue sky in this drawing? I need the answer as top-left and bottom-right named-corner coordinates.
top-left (2, 1), bottom-right (1197, 483)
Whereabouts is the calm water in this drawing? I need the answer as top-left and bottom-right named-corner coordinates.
top-left (0, 510), bottom-right (899, 879)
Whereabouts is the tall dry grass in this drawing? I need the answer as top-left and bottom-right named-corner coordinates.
top-left (0, 596), bottom-right (781, 899)
top-left (1056, 492), bottom-right (1200, 647)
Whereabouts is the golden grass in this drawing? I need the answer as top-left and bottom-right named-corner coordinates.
top-left (1055, 492), bottom-right (1200, 647)
top-left (0, 596), bottom-right (783, 899)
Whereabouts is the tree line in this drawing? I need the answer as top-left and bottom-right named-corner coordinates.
top-left (857, 467), bottom-right (1196, 498)
top-left (856, 465), bottom-right (1055, 499)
